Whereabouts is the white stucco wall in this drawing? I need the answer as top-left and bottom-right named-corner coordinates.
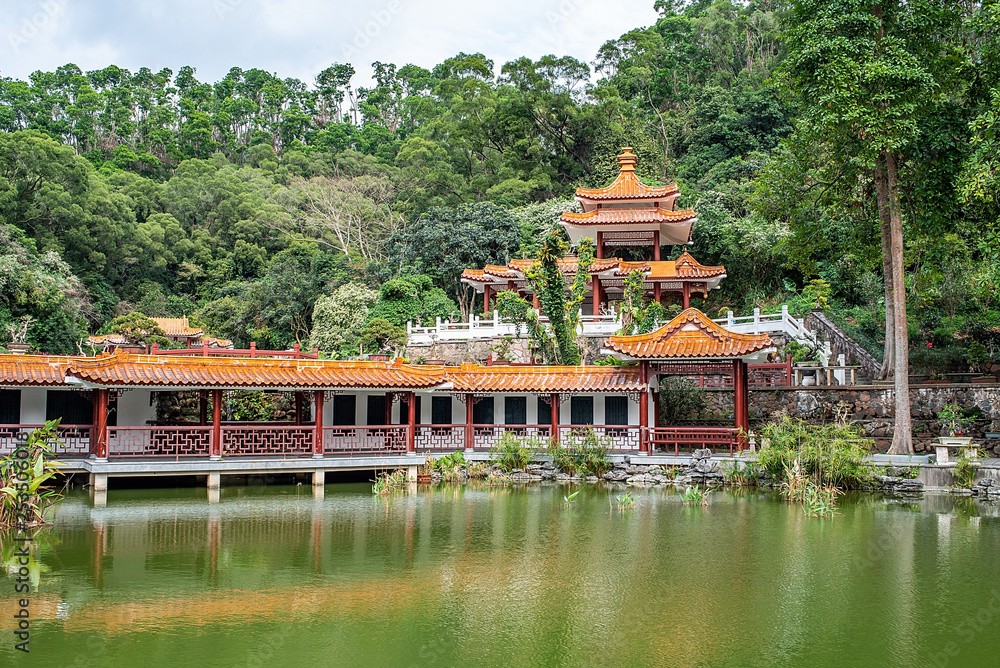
top-left (20, 388), bottom-right (47, 424)
top-left (117, 389), bottom-right (156, 426)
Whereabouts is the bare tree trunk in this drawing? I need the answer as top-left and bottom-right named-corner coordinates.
top-left (884, 151), bottom-right (913, 455)
top-left (873, 165), bottom-right (895, 380)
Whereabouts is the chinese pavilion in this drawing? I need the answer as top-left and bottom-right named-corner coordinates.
top-left (461, 148), bottom-right (724, 317)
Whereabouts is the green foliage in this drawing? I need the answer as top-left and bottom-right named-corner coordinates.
top-left (357, 317), bottom-right (407, 355)
top-left (783, 341), bottom-right (819, 364)
top-left (681, 486), bottom-right (707, 506)
top-left (658, 377), bottom-right (708, 424)
top-left (615, 492), bottom-right (636, 509)
top-left (372, 468), bottom-right (408, 495)
top-left (936, 403), bottom-right (975, 436)
top-left (755, 412), bottom-right (876, 489)
top-left (98, 312), bottom-right (171, 349)
top-left (490, 432), bottom-right (539, 472)
top-left (0, 419), bottom-right (67, 529)
top-left (308, 282), bottom-right (379, 356)
top-left (953, 448), bottom-right (983, 489)
top-left (550, 429), bottom-right (613, 477)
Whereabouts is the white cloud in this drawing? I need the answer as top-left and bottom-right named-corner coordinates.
top-left (0, 0), bottom-right (658, 87)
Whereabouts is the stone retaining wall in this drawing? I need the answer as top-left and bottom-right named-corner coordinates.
top-left (704, 384), bottom-right (1000, 454)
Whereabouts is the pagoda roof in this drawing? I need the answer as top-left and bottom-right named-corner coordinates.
top-left (559, 207), bottom-right (696, 225)
top-left (575, 148), bottom-right (679, 203)
top-left (460, 251), bottom-right (724, 288)
top-left (0, 355), bottom-right (73, 386)
top-left (603, 308), bottom-right (772, 361)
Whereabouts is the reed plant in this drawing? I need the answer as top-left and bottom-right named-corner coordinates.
top-left (681, 486), bottom-right (707, 506)
top-left (372, 469), bottom-right (408, 495)
top-left (953, 448), bottom-right (984, 489)
top-left (548, 428), bottom-right (613, 477)
top-left (490, 432), bottom-right (540, 472)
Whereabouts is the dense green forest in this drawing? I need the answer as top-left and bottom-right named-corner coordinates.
top-left (1, 0), bottom-right (998, 374)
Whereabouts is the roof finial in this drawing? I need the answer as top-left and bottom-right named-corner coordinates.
top-left (618, 147), bottom-right (637, 173)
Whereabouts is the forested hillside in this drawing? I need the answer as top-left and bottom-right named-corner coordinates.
top-left (1, 0), bottom-right (998, 374)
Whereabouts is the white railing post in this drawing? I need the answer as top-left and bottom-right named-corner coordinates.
top-left (753, 308), bottom-right (761, 334)
top-left (727, 310), bottom-right (734, 326)
top-left (407, 320), bottom-right (412, 334)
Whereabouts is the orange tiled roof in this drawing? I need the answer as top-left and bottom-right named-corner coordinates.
top-left (461, 253), bottom-right (723, 284)
top-left (560, 207), bottom-right (697, 225)
top-left (604, 308), bottom-right (772, 360)
top-left (446, 363), bottom-right (642, 393)
top-left (0, 355), bottom-right (71, 385)
top-left (65, 350), bottom-right (448, 389)
top-left (575, 148), bottom-right (679, 201)
top-left (152, 317), bottom-right (202, 338)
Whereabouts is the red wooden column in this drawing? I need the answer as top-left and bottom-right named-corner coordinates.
top-left (465, 394), bottom-right (474, 451)
top-left (652, 389), bottom-right (660, 428)
top-left (639, 362), bottom-right (649, 454)
top-left (210, 389), bottom-right (222, 459)
top-left (733, 360), bottom-right (748, 450)
top-left (406, 391), bottom-right (416, 454)
top-left (532, 292), bottom-right (540, 310)
top-left (682, 283), bottom-right (691, 309)
top-left (654, 282), bottom-right (662, 305)
top-left (294, 392), bottom-right (303, 425)
top-left (313, 390), bottom-right (325, 457)
top-left (592, 280), bottom-right (601, 322)
top-left (91, 389), bottom-right (110, 459)
top-left (653, 230), bottom-right (660, 261)
top-left (550, 393), bottom-right (560, 445)
top-left (483, 285), bottom-right (492, 315)
top-left (596, 231), bottom-right (604, 259)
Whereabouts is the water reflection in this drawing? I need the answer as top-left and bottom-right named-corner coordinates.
top-left (4, 486), bottom-right (1000, 667)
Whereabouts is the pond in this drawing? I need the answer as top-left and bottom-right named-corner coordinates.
top-left (3, 483), bottom-right (1000, 667)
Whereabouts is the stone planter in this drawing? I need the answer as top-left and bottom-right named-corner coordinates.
top-left (6, 342), bottom-right (29, 355)
top-left (934, 436), bottom-right (974, 465)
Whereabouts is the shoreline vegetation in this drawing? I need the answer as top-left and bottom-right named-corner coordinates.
top-left (373, 413), bottom-right (941, 518)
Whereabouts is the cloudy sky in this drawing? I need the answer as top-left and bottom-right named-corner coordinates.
top-left (1, 0), bottom-right (658, 86)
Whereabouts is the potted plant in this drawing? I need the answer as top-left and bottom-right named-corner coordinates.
top-left (489, 335), bottom-right (516, 365)
top-left (938, 403), bottom-right (974, 437)
top-left (417, 456), bottom-right (435, 483)
top-left (4, 316), bottom-right (34, 354)
top-left (934, 403), bottom-right (976, 464)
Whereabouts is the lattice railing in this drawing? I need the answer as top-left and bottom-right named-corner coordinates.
top-left (415, 424), bottom-right (467, 451)
top-left (649, 427), bottom-right (738, 456)
top-left (559, 425), bottom-right (641, 451)
top-left (470, 424), bottom-right (553, 449)
top-left (221, 425), bottom-right (313, 457)
top-left (0, 424), bottom-right (92, 455)
top-left (108, 426), bottom-right (211, 458)
top-left (323, 425), bottom-right (407, 455)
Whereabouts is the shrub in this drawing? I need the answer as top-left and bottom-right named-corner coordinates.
top-left (549, 428), bottom-right (613, 477)
top-left (490, 432), bottom-right (539, 471)
top-left (0, 419), bottom-right (66, 529)
top-left (755, 411), bottom-right (876, 489)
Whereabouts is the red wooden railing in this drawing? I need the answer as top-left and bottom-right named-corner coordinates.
top-left (0, 424), bottom-right (92, 455)
top-left (323, 425), bottom-right (408, 456)
top-left (107, 425), bottom-right (211, 459)
top-left (648, 426), bottom-right (740, 456)
top-left (673, 360), bottom-right (792, 388)
top-left (221, 425), bottom-right (314, 457)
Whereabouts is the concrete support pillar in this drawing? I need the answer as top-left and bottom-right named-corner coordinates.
top-left (406, 391), bottom-right (416, 454)
top-left (312, 469), bottom-right (325, 486)
top-left (313, 390), bottom-right (325, 458)
top-left (207, 471), bottom-right (221, 489)
top-left (210, 389), bottom-right (223, 460)
top-left (406, 465), bottom-right (417, 482)
top-left (89, 472), bottom-right (108, 491)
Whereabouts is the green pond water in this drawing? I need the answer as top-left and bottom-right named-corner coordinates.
top-left (3, 483), bottom-right (1000, 667)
